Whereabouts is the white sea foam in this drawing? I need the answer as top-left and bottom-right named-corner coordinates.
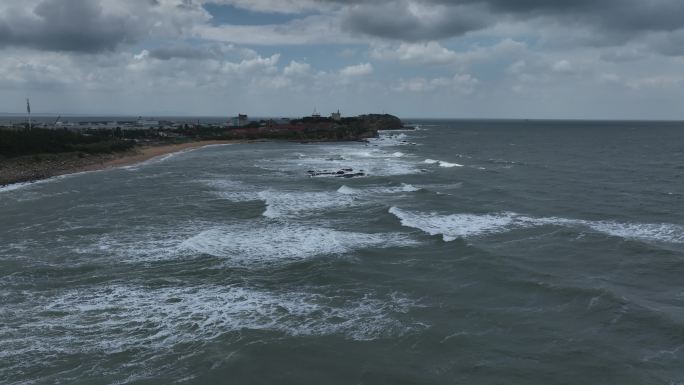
top-left (399, 183), bottom-right (421, 192)
top-left (392, 152), bottom-right (405, 157)
top-left (265, 145), bottom-right (422, 177)
top-left (0, 171), bottom-right (93, 193)
top-left (519, 217), bottom-right (684, 244)
top-left (213, 190), bottom-right (258, 201)
top-left (0, 180), bottom-right (38, 193)
top-left (202, 179), bottom-right (259, 202)
top-left (389, 207), bottom-right (684, 244)
top-left (337, 185), bottom-right (359, 195)
top-left (337, 183), bottom-right (421, 196)
top-left (579, 221), bottom-right (684, 243)
top-left (181, 224), bottom-right (417, 265)
top-left (82, 228), bottom-right (197, 263)
top-left (438, 161), bottom-right (464, 168)
top-left (0, 284), bottom-right (424, 370)
top-left (123, 145), bottom-right (222, 171)
top-left (200, 143), bottom-right (234, 150)
top-left (121, 152), bottom-right (180, 170)
top-left (213, 178), bottom-right (421, 216)
top-left (389, 207), bottom-right (520, 242)
top-left (368, 133), bottom-right (411, 147)
top-left (91, 221), bottom-right (418, 265)
top-left (258, 190), bottom-right (359, 218)
top-left (423, 159), bottom-right (463, 168)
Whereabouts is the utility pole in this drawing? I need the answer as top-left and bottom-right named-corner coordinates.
top-left (26, 98), bottom-right (32, 130)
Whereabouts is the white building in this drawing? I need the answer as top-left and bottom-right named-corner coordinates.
top-left (136, 119), bottom-right (159, 128)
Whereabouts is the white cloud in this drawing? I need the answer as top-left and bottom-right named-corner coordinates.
top-left (133, 50), bottom-right (149, 61)
top-left (339, 63), bottom-right (373, 77)
top-left (371, 41), bottom-right (458, 65)
top-left (372, 39), bottom-right (527, 70)
top-left (283, 60), bottom-right (311, 76)
top-left (2, 0), bottom-right (684, 118)
top-left (221, 54), bottom-right (280, 75)
top-left (395, 73), bottom-right (478, 93)
top-left (251, 75), bottom-right (293, 89)
top-left (551, 60), bottom-right (574, 74)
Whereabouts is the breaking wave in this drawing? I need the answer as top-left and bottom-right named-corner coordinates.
top-left (389, 207), bottom-right (520, 242)
top-left (84, 222), bottom-right (418, 265)
top-left (257, 146), bottom-right (421, 177)
top-left (0, 284), bottom-right (425, 381)
top-left (258, 190), bottom-right (359, 218)
top-left (337, 183), bottom-right (421, 196)
top-left (0, 171), bottom-right (93, 194)
top-left (424, 159), bottom-right (463, 168)
top-left (389, 207), bottom-right (684, 244)
top-left (367, 132), bottom-right (413, 147)
top-left (181, 224), bottom-right (417, 265)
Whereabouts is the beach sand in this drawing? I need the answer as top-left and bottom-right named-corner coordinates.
top-left (0, 140), bottom-right (242, 187)
top-left (81, 140), bottom-right (241, 171)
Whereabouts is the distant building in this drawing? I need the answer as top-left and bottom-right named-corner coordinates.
top-left (55, 121), bottom-right (77, 129)
top-left (231, 114), bottom-right (249, 127)
top-left (0, 122), bottom-right (21, 131)
top-left (312, 108), bottom-right (321, 118)
top-left (136, 118), bottom-right (159, 128)
top-left (331, 110), bottom-right (341, 121)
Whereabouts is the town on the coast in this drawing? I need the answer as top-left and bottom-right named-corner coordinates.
top-left (0, 100), bottom-right (407, 186)
top-left (0, 100), bottom-right (404, 139)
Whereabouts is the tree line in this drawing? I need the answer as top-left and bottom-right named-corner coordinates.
top-left (0, 129), bottom-right (134, 158)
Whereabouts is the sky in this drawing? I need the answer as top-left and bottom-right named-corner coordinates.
top-left (1, 0), bottom-right (683, 119)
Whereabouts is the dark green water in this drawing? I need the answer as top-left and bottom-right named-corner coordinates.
top-left (1, 120), bottom-right (684, 384)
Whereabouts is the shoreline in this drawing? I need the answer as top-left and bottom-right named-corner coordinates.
top-left (79, 140), bottom-right (242, 171)
top-left (0, 140), bottom-right (242, 188)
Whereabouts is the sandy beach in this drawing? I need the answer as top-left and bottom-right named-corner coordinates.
top-left (0, 140), bottom-right (242, 187)
top-left (81, 140), bottom-right (242, 171)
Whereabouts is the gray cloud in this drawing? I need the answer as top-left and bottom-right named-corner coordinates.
top-left (148, 46), bottom-right (222, 60)
top-left (3, 0), bottom-right (683, 54)
top-left (341, 2), bottom-right (490, 41)
top-left (479, 0), bottom-right (684, 33)
top-left (649, 30), bottom-right (684, 57)
top-left (330, 0), bottom-right (684, 45)
top-left (0, 0), bottom-right (146, 53)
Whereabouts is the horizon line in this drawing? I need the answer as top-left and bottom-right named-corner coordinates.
top-left (1, 112), bottom-right (684, 123)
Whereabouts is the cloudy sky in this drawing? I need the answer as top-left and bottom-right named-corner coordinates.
top-left (1, 0), bottom-right (683, 119)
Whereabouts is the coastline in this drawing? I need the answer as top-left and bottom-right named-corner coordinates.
top-left (0, 140), bottom-right (242, 188)
top-left (79, 140), bottom-right (242, 171)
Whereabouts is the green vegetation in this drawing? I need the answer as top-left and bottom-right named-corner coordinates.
top-left (173, 114), bottom-right (403, 141)
top-left (174, 124), bottom-right (377, 141)
top-left (0, 129), bottom-right (134, 158)
top-left (0, 114), bottom-right (404, 159)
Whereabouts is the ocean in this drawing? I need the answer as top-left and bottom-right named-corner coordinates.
top-left (1, 120), bottom-right (683, 384)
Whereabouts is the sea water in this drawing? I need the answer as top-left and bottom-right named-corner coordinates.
top-left (1, 120), bottom-right (684, 384)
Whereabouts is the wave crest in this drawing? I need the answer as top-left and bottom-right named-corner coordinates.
top-left (389, 207), bottom-right (684, 244)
